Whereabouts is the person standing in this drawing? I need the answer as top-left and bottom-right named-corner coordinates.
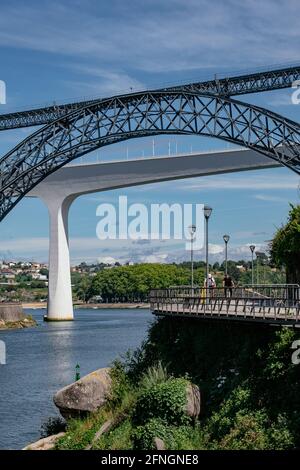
top-left (204, 273), bottom-right (216, 299)
top-left (223, 273), bottom-right (234, 297)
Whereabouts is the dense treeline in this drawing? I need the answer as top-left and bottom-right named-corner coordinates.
top-left (86, 263), bottom-right (203, 302)
top-left (74, 261), bottom-right (284, 303)
top-left (271, 204), bottom-right (300, 284)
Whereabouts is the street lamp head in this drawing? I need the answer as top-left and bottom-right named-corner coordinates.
top-left (203, 205), bottom-right (212, 219)
top-left (249, 244), bottom-right (255, 253)
top-left (223, 234), bottom-right (230, 244)
top-left (188, 224), bottom-right (196, 235)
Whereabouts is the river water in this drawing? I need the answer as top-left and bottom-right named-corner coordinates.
top-left (0, 308), bottom-right (152, 449)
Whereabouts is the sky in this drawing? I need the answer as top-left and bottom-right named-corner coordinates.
top-left (0, 0), bottom-right (299, 265)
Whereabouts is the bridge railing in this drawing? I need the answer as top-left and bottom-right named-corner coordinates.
top-left (149, 284), bottom-right (300, 323)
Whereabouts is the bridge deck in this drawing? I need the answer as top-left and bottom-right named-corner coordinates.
top-left (150, 285), bottom-right (300, 326)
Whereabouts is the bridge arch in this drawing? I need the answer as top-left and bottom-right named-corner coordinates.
top-left (1, 90), bottom-right (300, 221)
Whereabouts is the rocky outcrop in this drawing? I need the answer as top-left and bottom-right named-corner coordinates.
top-left (23, 432), bottom-right (65, 450)
top-left (0, 310), bottom-right (36, 330)
top-left (53, 367), bottom-right (112, 419)
top-left (185, 383), bottom-right (201, 418)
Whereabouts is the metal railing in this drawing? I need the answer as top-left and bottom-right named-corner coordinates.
top-left (149, 285), bottom-right (300, 324)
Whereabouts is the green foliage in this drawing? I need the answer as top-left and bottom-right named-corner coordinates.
top-left (139, 361), bottom-right (170, 390)
top-left (40, 416), bottom-right (66, 438)
top-left (74, 276), bottom-right (92, 302)
top-left (270, 204), bottom-right (300, 283)
top-left (214, 411), bottom-right (294, 450)
top-left (133, 418), bottom-right (176, 450)
top-left (108, 360), bottom-right (132, 411)
top-left (93, 419), bottom-right (134, 450)
top-left (55, 304), bottom-right (300, 451)
top-left (88, 263), bottom-right (204, 302)
top-left (55, 412), bottom-right (105, 450)
top-left (133, 419), bottom-right (201, 450)
top-left (206, 387), bottom-right (252, 440)
top-left (133, 377), bottom-right (190, 426)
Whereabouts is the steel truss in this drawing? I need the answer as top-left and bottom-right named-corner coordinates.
top-left (1, 64), bottom-right (300, 131)
top-left (1, 90), bottom-right (300, 221)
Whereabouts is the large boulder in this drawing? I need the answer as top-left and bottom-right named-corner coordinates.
top-left (53, 368), bottom-right (112, 419)
top-left (185, 383), bottom-right (201, 418)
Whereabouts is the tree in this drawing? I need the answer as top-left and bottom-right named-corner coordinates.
top-left (270, 205), bottom-right (300, 284)
top-left (75, 276), bottom-right (92, 302)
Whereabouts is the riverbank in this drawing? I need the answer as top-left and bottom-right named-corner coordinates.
top-left (22, 302), bottom-right (150, 309)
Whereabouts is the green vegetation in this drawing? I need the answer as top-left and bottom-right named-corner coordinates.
top-left (73, 261), bottom-right (284, 303)
top-left (271, 204), bottom-right (300, 284)
top-left (55, 318), bottom-right (300, 450)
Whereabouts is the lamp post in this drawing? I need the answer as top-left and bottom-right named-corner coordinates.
top-left (204, 206), bottom-right (212, 289)
top-left (249, 245), bottom-right (255, 285)
top-left (223, 234), bottom-right (230, 275)
top-left (255, 251), bottom-right (259, 284)
top-left (188, 224), bottom-right (196, 288)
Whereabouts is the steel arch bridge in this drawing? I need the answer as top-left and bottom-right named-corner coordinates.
top-left (1, 89), bottom-right (300, 221)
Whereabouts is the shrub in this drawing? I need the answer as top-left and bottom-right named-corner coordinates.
top-left (140, 361), bottom-right (170, 390)
top-left (109, 360), bottom-right (131, 408)
top-left (133, 377), bottom-right (190, 426)
top-left (133, 418), bottom-right (175, 450)
top-left (40, 416), bottom-right (66, 438)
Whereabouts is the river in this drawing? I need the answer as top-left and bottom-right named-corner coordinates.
top-left (0, 308), bottom-right (152, 449)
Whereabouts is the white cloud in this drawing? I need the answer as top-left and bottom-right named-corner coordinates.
top-left (208, 243), bottom-right (223, 255)
top-left (253, 194), bottom-right (296, 203)
top-left (181, 173), bottom-right (299, 191)
top-left (0, 233), bottom-right (270, 264)
top-left (97, 256), bottom-right (118, 265)
top-left (0, 0), bottom-right (300, 78)
top-left (139, 253), bottom-right (168, 263)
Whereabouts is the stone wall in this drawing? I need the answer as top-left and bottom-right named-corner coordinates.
top-left (0, 303), bottom-right (24, 321)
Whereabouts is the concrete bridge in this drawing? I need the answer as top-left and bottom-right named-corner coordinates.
top-left (28, 147), bottom-right (280, 320)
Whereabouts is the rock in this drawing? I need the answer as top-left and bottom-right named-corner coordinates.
top-left (23, 432), bottom-right (65, 450)
top-left (53, 367), bottom-right (112, 420)
top-left (154, 437), bottom-right (165, 450)
top-left (185, 383), bottom-right (201, 418)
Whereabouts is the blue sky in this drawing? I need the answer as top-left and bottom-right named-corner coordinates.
top-left (0, 0), bottom-right (299, 264)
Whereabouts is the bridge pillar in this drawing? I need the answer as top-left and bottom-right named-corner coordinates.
top-left (41, 194), bottom-right (75, 321)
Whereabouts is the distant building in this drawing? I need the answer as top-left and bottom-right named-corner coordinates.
top-left (0, 271), bottom-right (16, 280)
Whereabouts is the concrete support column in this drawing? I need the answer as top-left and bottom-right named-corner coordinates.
top-left (41, 194), bottom-right (75, 321)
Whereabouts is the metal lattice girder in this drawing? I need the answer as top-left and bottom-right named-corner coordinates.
top-left (0, 90), bottom-right (300, 221)
top-left (1, 64), bottom-right (300, 131)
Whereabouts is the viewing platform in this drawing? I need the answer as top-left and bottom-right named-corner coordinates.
top-left (149, 285), bottom-right (300, 326)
